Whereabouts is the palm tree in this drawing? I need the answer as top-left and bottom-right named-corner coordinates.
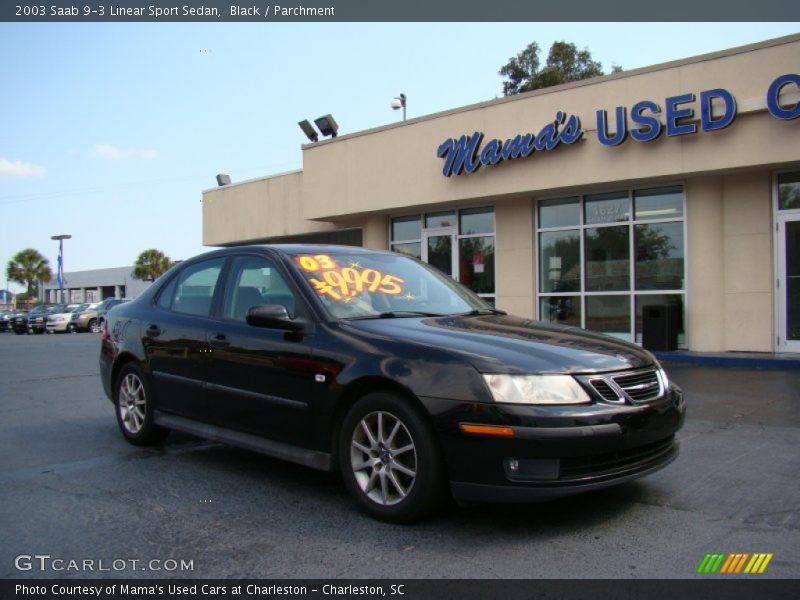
top-left (6, 248), bottom-right (53, 298)
top-left (132, 248), bottom-right (173, 281)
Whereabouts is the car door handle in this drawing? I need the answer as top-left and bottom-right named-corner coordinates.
top-left (146, 324), bottom-right (162, 337)
top-left (208, 333), bottom-right (230, 348)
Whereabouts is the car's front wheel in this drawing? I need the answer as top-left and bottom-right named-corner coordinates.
top-left (339, 391), bottom-right (448, 523)
top-left (114, 363), bottom-right (169, 446)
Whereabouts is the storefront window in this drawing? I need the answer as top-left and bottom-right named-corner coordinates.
top-left (391, 207), bottom-right (495, 302)
top-left (585, 192), bottom-right (630, 224)
top-left (390, 215), bottom-right (422, 259)
top-left (391, 215), bottom-right (421, 244)
top-left (537, 185), bottom-right (686, 346)
top-left (635, 222), bottom-right (684, 290)
top-left (635, 186), bottom-right (684, 219)
top-left (425, 211), bottom-right (455, 229)
top-left (585, 226), bottom-right (630, 291)
top-left (459, 236), bottom-right (495, 295)
top-left (459, 207), bottom-right (494, 235)
top-left (778, 173), bottom-right (800, 210)
top-left (539, 197), bottom-right (580, 228)
top-left (586, 295), bottom-right (631, 339)
top-left (539, 230), bottom-right (580, 293)
top-left (539, 296), bottom-right (581, 328)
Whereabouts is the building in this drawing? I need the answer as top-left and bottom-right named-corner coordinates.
top-left (202, 34), bottom-right (800, 354)
top-left (40, 266), bottom-right (153, 304)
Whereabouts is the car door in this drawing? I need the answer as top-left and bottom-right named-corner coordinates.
top-left (145, 257), bottom-right (225, 421)
top-left (204, 253), bottom-right (317, 445)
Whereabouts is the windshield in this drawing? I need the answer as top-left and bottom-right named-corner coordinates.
top-left (288, 250), bottom-right (491, 319)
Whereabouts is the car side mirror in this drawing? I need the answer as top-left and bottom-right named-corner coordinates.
top-left (245, 304), bottom-right (304, 331)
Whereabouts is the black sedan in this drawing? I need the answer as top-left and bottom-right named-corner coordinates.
top-left (100, 245), bottom-right (685, 522)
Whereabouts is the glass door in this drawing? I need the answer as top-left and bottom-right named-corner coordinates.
top-left (422, 228), bottom-right (457, 281)
top-left (777, 215), bottom-right (800, 352)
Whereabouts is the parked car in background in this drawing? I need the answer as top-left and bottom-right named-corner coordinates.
top-left (70, 300), bottom-right (116, 333)
top-left (46, 303), bottom-right (87, 333)
top-left (12, 304), bottom-right (51, 334)
top-left (0, 310), bottom-right (19, 332)
top-left (95, 298), bottom-right (131, 332)
top-left (9, 309), bottom-right (33, 334)
top-left (100, 245), bottom-right (685, 522)
top-left (28, 304), bottom-right (68, 334)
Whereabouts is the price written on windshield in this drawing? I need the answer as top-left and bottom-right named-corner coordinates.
top-left (294, 255), bottom-right (405, 302)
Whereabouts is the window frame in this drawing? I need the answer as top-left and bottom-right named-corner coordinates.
top-left (536, 184), bottom-right (687, 347)
top-left (389, 205), bottom-right (496, 303)
top-left (219, 254), bottom-right (301, 323)
top-left (152, 256), bottom-right (228, 320)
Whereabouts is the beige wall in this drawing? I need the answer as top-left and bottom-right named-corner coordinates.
top-left (203, 171), bottom-right (334, 245)
top-left (495, 198), bottom-right (534, 318)
top-left (686, 172), bottom-right (774, 352)
top-left (721, 172), bottom-right (774, 351)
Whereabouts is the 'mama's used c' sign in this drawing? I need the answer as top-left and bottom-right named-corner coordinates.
top-left (436, 73), bottom-right (800, 177)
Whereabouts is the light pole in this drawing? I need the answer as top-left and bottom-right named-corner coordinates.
top-left (51, 234), bottom-right (72, 303)
top-left (391, 93), bottom-right (407, 121)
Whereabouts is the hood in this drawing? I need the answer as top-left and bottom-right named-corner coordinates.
top-left (345, 314), bottom-right (654, 374)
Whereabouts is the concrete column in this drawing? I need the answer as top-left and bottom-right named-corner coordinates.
top-left (721, 171), bottom-right (773, 351)
top-left (494, 197), bottom-right (534, 318)
top-left (362, 214), bottom-right (389, 250)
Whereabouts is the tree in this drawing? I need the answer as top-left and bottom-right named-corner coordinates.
top-left (499, 41), bottom-right (615, 96)
top-left (132, 249), bottom-right (173, 281)
top-left (6, 248), bottom-right (53, 297)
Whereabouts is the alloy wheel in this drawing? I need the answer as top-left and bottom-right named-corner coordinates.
top-left (118, 373), bottom-right (147, 434)
top-left (350, 410), bottom-right (417, 506)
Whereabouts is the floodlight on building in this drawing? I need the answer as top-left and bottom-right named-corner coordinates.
top-left (391, 93), bottom-right (407, 121)
top-left (298, 120), bottom-right (320, 143)
top-left (216, 174), bottom-right (232, 186)
top-left (314, 114), bottom-right (339, 138)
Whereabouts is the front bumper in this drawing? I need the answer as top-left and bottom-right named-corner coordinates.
top-left (420, 385), bottom-right (685, 503)
top-left (46, 320), bottom-right (70, 332)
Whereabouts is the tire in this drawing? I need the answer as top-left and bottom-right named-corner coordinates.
top-left (14, 329), bottom-right (24, 335)
top-left (88, 319), bottom-right (100, 333)
top-left (114, 363), bottom-right (169, 446)
top-left (67, 323), bottom-right (76, 333)
top-left (338, 391), bottom-right (448, 523)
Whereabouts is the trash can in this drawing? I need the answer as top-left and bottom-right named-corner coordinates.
top-left (642, 304), bottom-right (678, 351)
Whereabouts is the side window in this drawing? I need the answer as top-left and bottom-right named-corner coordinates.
top-left (170, 258), bottom-right (224, 317)
top-left (156, 276), bottom-right (178, 310)
top-left (223, 256), bottom-right (298, 322)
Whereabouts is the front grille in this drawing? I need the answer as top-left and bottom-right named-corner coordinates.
top-left (559, 436), bottom-right (675, 480)
top-left (589, 379), bottom-right (621, 402)
top-left (613, 369), bottom-right (661, 402)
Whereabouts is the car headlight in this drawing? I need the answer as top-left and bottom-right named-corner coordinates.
top-left (482, 374), bottom-right (591, 405)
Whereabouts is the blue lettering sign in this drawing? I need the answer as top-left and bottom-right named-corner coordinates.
top-left (597, 107), bottom-right (627, 146)
top-left (665, 93), bottom-right (697, 137)
top-left (700, 89), bottom-right (736, 131)
top-left (437, 113), bottom-right (583, 177)
top-left (766, 73), bottom-right (800, 120)
top-left (630, 101), bottom-right (662, 142)
top-left (437, 132), bottom-right (483, 177)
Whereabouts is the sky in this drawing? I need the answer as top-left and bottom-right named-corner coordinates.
top-left (1, 22), bottom-right (799, 292)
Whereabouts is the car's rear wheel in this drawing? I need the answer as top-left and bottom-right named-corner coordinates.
top-left (67, 323), bottom-right (76, 333)
top-left (88, 319), bottom-right (100, 333)
top-left (114, 363), bottom-right (169, 446)
top-left (339, 391), bottom-right (448, 523)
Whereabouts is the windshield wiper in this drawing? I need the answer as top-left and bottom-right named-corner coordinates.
top-left (457, 308), bottom-right (508, 316)
top-left (346, 311), bottom-right (445, 320)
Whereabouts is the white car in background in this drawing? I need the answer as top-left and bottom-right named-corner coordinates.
top-left (46, 304), bottom-right (87, 333)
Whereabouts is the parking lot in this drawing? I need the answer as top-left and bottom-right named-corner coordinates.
top-left (0, 332), bottom-right (798, 579)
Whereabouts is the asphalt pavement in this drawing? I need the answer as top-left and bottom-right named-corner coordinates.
top-left (0, 333), bottom-right (798, 579)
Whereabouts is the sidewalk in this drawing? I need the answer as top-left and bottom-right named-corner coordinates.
top-left (654, 350), bottom-right (800, 369)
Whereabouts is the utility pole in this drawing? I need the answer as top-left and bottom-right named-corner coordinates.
top-left (51, 234), bottom-right (72, 303)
